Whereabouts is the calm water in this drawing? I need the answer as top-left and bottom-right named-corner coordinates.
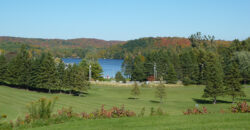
top-left (62, 58), bottom-right (123, 78)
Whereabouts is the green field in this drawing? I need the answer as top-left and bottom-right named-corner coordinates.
top-left (30, 113), bottom-right (250, 130)
top-left (0, 85), bottom-right (250, 129)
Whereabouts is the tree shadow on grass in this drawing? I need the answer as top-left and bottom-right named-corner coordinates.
top-left (128, 97), bottom-right (138, 100)
top-left (192, 98), bottom-right (232, 104)
top-left (150, 100), bottom-right (161, 103)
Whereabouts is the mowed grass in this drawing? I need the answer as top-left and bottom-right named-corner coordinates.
top-left (30, 113), bottom-right (250, 130)
top-left (1, 84), bottom-right (250, 121)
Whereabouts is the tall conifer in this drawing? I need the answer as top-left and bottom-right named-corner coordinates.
top-left (202, 52), bottom-right (224, 104)
top-left (224, 59), bottom-right (245, 103)
top-left (166, 63), bottom-right (177, 84)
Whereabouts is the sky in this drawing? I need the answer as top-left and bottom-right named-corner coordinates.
top-left (0, 0), bottom-right (250, 41)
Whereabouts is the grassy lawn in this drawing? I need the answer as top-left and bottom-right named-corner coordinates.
top-left (0, 84), bottom-right (249, 129)
top-left (29, 113), bottom-right (250, 130)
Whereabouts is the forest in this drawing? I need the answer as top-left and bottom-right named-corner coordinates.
top-left (0, 45), bottom-right (104, 95)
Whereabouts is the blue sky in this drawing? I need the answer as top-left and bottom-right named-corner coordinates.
top-left (0, 0), bottom-right (249, 41)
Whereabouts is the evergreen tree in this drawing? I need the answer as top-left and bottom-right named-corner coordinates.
top-left (224, 60), bottom-right (245, 103)
top-left (56, 59), bottom-right (66, 91)
top-left (131, 55), bottom-right (146, 81)
top-left (6, 45), bottom-right (31, 87)
top-left (115, 71), bottom-right (125, 82)
top-left (166, 63), bottom-right (177, 84)
top-left (63, 64), bottom-right (73, 92)
top-left (79, 59), bottom-right (89, 77)
top-left (122, 53), bottom-right (134, 79)
top-left (155, 81), bottom-right (167, 103)
top-left (132, 64), bottom-right (146, 81)
top-left (0, 54), bottom-right (7, 84)
top-left (79, 59), bottom-right (103, 81)
top-left (182, 76), bottom-right (192, 86)
top-left (191, 48), bottom-right (204, 84)
top-left (89, 61), bottom-right (103, 80)
top-left (202, 52), bottom-right (224, 104)
top-left (70, 64), bottom-right (89, 93)
top-left (131, 82), bottom-right (140, 99)
top-left (179, 50), bottom-right (197, 84)
top-left (36, 53), bottom-right (58, 93)
top-left (28, 57), bottom-right (41, 88)
top-left (234, 51), bottom-right (250, 84)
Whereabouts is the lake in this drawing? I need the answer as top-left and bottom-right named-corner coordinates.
top-left (62, 58), bottom-right (124, 78)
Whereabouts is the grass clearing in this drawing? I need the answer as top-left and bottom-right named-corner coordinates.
top-left (0, 84), bottom-right (249, 129)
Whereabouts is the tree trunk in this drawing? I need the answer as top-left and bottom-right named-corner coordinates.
top-left (49, 89), bottom-right (51, 93)
top-left (213, 97), bottom-right (216, 104)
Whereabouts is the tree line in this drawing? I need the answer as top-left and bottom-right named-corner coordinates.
top-left (122, 33), bottom-right (250, 104)
top-left (0, 45), bottom-right (103, 95)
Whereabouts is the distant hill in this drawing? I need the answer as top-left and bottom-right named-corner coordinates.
top-left (0, 36), bottom-right (231, 59)
top-left (0, 36), bottom-right (125, 49)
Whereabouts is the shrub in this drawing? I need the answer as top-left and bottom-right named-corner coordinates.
top-left (155, 82), bottom-right (167, 103)
top-left (183, 106), bottom-right (208, 115)
top-left (15, 117), bottom-right (24, 127)
top-left (231, 101), bottom-right (250, 113)
top-left (182, 76), bottom-right (192, 86)
top-left (147, 76), bottom-right (155, 81)
top-left (81, 105), bottom-right (136, 119)
top-left (0, 115), bottom-right (11, 130)
top-left (27, 97), bottom-right (58, 120)
top-left (0, 114), bottom-right (7, 125)
top-left (131, 82), bottom-right (140, 98)
top-left (2, 103), bottom-right (137, 129)
top-left (156, 107), bottom-right (165, 115)
top-left (150, 107), bottom-right (156, 116)
top-left (150, 107), bottom-right (166, 116)
top-left (57, 107), bottom-right (74, 118)
top-left (115, 71), bottom-right (125, 83)
top-left (138, 107), bottom-right (145, 117)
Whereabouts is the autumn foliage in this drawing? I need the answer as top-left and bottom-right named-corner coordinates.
top-left (231, 102), bottom-right (250, 113)
top-left (183, 106), bottom-right (208, 115)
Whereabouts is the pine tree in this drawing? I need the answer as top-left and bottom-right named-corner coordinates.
top-left (36, 53), bottom-right (58, 93)
top-left (79, 60), bottom-right (103, 81)
top-left (202, 52), bottom-right (224, 104)
top-left (179, 50), bottom-right (196, 84)
top-left (155, 81), bottom-right (167, 103)
top-left (0, 54), bottom-right (7, 84)
top-left (166, 63), bottom-right (177, 84)
top-left (131, 82), bottom-right (140, 99)
top-left (71, 64), bottom-right (89, 93)
top-left (190, 49), bottom-right (202, 84)
top-left (224, 60), bottom-right (245, 103)
top-left (28, 57), bottom-right (41, 88)
top-left (132, 64), bottom-right (146, 81)
top-left (89, 61), bottom-right (103, 80)
top-left (56, 59), bottom-right (66, 91)
top-left (6, 45), bottom-right (31, 87)
top-left (115, 71), bottom-right (125, 82)
top-left (79, 59), bottom-right (89, 77)
top-left (63, 64), bottom-right (73, 92)
top-left (131, 55), bottom-right (146, 81)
